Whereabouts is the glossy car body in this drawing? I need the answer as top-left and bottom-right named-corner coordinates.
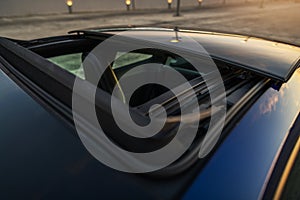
top-left (0, 27), bottom-right (299, 199)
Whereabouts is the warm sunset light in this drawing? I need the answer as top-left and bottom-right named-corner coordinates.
top-left (125, 0), bottom-right (131, 6)
top-left (167, 0), bottom-right (172, 9)
top-left (198, 0), bottom-right (203, 6)
top-left (66, 0), bottom-right (73, 7)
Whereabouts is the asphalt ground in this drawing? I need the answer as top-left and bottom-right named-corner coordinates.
top-left (0, 1), bottom-right (300, 46)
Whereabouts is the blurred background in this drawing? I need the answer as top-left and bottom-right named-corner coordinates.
top-left (0, 0), bottom-right (299, 45)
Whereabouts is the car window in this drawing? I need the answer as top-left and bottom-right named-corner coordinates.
top-left (48, 53), bottom-right (85, 79)
top-left (112, 52), bottom-right (152, 69)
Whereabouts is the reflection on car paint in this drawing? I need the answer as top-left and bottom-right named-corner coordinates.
top-left (183, 69), bottom-right (300, 200)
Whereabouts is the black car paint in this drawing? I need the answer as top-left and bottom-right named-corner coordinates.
top-left (0, 28), bottom-right (299, 199)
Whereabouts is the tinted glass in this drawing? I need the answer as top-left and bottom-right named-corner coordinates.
top-left (48, 53), bottom-right (85, 79)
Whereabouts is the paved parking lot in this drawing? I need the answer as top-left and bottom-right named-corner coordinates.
top-left (0, 1), bottom-right (300, 45)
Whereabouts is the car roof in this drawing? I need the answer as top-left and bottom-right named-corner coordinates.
top-left (70, 27), bottom-right (300, 82)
